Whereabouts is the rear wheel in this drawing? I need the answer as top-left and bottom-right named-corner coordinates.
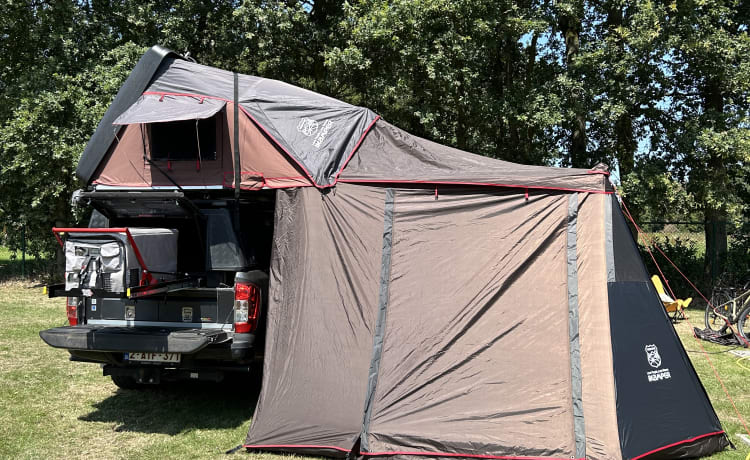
top-left (737, 306), bottom-right (750, 342)
top-left (705, 291), bottom-right (732, 333)
top-left (110, 375), bottom-right (141, 390)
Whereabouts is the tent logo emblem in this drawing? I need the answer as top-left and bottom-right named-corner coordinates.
top-left (297, 118), bottom-right (319, 137)
top-left (312, 120), bottom-right (334, 148)
top-left (645, 344), bottom-right (661, 368)
top-left (645, 344), bottom-right (671, 382)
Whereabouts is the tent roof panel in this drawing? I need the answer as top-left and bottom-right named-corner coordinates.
top-left (340, 120), bottom-right (611, 193)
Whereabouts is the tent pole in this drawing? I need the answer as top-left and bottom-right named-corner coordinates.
top-left (233, 72), bottom-right (241, 200)
top-left (233, 72), bottom-right (241, 234)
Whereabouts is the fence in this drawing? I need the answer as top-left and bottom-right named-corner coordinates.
top-left (637, 221), bottom-right (749, 304)
top-left (2, 219), bottom-right (748, 289)
top-left (0, 223), bottom-right (53, 280)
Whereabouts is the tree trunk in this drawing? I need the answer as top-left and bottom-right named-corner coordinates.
top-left (605, 3), bottom-right (636, 178)
top-left (309, 0), bottom-right (342, 94)
top-left (701, 80), bottom-right (728, 279)
top-left (559, 6), bottom-right (587, 167)
top-left (704, 210), bottom-right (728, 281)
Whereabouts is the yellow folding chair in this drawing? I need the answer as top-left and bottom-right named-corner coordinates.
top-left (651, 275), bottom-right (691, 321)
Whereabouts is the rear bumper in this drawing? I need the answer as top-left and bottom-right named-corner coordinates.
top-left (40, 325), bottom-right (233, 354)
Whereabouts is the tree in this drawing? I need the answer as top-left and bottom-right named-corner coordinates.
top-left (658, 0), bottom-right (750, 276)
top-left (324, 0), bottom-right (566, 164)
top-left (0, 43), bottom-right (145, 259)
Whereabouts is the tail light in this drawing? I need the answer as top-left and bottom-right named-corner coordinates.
top-left (234, 282), bottom-right (261, 333)
top-left (66, 297), bottom-right (79, 326)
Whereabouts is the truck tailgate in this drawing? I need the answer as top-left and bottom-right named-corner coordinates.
top-left (40, 326), bottom-right (230, 353)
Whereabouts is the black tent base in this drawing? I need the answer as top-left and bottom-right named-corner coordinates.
top-left (693, 327), bottom-right (748, 347)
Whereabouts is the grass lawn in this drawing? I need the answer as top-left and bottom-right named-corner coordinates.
top-left (0, 280), bottom-right (296, 460)
top-left (672, 311), bottom-right (750, 460)
top-left (0, 281), bottom-right (748, 459)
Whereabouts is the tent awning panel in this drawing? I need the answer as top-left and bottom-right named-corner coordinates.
top-left (245, 184), bottom-right (386, 454)
top-left (246, 185), bottom-right (583, 458)
top-left (113, 93), bottom-right (226, 125)
top-left (363, 188), bottom-right (573, 456)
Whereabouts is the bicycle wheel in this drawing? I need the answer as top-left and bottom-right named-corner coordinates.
top-left (737, 305), bottom-right (750, 342)
top-left (705, 290), bottom-right (733, 333)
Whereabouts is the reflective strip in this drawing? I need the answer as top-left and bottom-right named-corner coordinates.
top-left (567, 194), bottom-right (586, 458)
top-left (604, 194), bottom-right (616, 282)
top-left (360, 188), bottom-right (395, 452)
top-left (87, 319), bottom-right (232, 330)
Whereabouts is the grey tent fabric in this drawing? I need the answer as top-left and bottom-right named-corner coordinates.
top-left (113, 93), bottom-right (226, 125)
top-left (245, 184), bottom-right (386, 455)
top-left (340, 120), bottom-right (611, 193)
top-left (362, 188), bottom-right (574, 457)
top-left (240, 102), bottom-right (377, 186)
top-left (567, 194), bottom-right (586, 458)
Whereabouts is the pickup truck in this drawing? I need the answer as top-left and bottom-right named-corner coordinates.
top-left (39, 189), bottom-right (272, 389)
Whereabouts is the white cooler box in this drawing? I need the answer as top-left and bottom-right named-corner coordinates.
top-left (64, 228), bottom-right (178, 294)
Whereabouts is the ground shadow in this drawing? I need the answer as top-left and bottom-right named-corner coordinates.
top-left (79, 373), bottom-right (262, 435)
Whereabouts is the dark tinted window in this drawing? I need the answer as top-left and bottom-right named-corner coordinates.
top-left (150, 117), bottom-right (217, 161)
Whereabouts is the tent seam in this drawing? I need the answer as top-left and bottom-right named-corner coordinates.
top-left (339, 179), bottom-right (612, 195)
top-left (242, 444), bottom-right (586, 460)
top-left (361, 451), bottom-right (584, 459)
top-left (359, 188), bottom-right (395, 453)
top-left (567, 194), bottom-right (586, 457)
top-left (602, 194), bottom-right (622, 458)
top-left (331, 116), bottom-right (381, 184)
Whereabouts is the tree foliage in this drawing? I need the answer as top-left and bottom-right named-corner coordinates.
top-left (0, 0), bottom-right (748, 277)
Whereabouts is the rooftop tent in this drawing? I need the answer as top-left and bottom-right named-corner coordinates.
top-left (77, 46), bottom-right (729, 460)
top-left (77, 47), bottom-right (599, 193)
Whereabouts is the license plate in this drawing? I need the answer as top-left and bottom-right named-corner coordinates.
top-left (124, 352), bottom-right (181, 363)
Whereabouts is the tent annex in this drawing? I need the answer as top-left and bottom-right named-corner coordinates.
top-left (78, 46), bottom-right (730, 460)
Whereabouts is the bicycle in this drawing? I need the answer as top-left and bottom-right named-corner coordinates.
top-left (705, 280), bottom-right (750, 341)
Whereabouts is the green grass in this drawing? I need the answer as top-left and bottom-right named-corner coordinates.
top-left (0, 282), bottom-right (748, 459)
top-left (672, 310), bottom-right (750, 459)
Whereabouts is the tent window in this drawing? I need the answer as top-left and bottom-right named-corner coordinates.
top-left (150, 116), bottom-right (217, 161)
